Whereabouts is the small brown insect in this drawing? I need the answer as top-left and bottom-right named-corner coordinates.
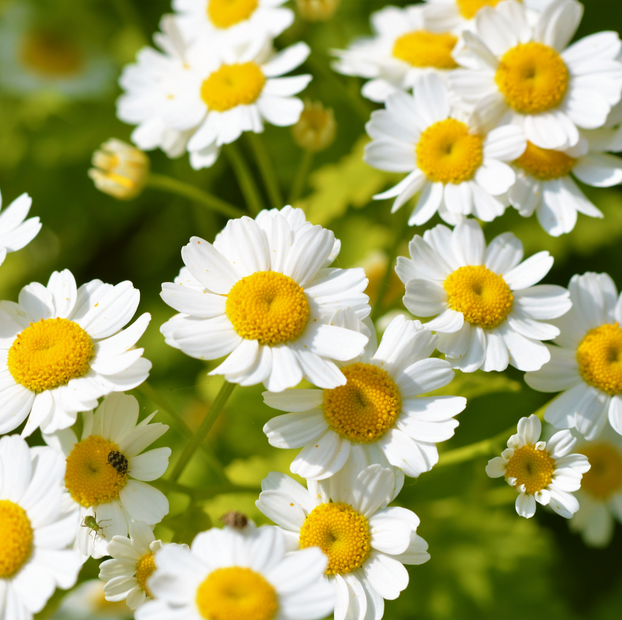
top-left (220, 511), bottom-right (249, 529)
top-left (107, 450), bottom-right (129, 475)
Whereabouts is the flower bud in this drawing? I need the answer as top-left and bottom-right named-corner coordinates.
top-left (291, 100), bottom-right (336, 152)
top-left (296, 0), bottom-right (340, 21)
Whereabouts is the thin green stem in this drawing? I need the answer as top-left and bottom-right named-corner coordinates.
top-left (147, 173), bottom-right (244, 219)
top-left (247, 133), bottom-right (283, 209)
top-left (169, 381), bottom-right (237, 482)
top-left (111, 0), bottom-right (148, 42)
top-left (226, 143), bottom-right (265, 215)
top-left (289, 150), bottom-right (314, 205)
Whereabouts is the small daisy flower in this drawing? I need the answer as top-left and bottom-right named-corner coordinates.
top-left (486, 414), bottom-right (590, 518)
top-left (52, 579), bottom-right (131, 619)
top-left (263, 314), bottom-right (466, 485)
top-left (256, 465), bottom-right (430, 620)
top-left (397, 219), bottom-right (571, 372)
top-left (44, 393), bottom-right (171, 559)
top-left (136, 524), bottom-right (335, 620)
top-left (365, 73), bottom-right (526, 225)
top-left (0, 435), bottom-right (82, 620)
top-left (0, 190), bottom-right (42, 265)
top-left (525, 272), bottom-right (622, 441)
top-left (448, 0), bottom-right (622, 150)
top-left (160, 209), bottom-right (369, 392)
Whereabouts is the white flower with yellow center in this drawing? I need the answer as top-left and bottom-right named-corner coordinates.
top-left (52, 579), bottom-right (132, 619)
top-left (365, 73), bottom-right (526, 225)
top-left (135, 524), bottom-right (334, 620)
top-left (525, 272), bottom-right (622, 441)
top-left (486, 414), bottom-right (590, 518)
top-left (397, 219), bottom-right (571, 372)
top-left (44, 393), bottom-right (171, 559)
top-left (263, 314), bottom-right (466, 484)
top-left (0, 190), bottom-right (42, 265)
top-left (448, 0), bottom-right (622, 151)
top-left (332, 5), bottom-right (461, 103)
top-left (160, 209), bottom-right (369, 392)
top-left (256, 465), bottom-right (430, 620)
top-left (0, 270), bottom-right (151, 437)
top-left (0, 435), bottom-right (82, 620)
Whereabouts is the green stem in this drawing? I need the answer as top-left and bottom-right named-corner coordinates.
top-left (169, 381), bottom-right (237, 482)
top-left (247, 133), bottom-right (283, 209)
top-left (147, 173), bottom-right (244, 219)
top-left (111, 0), bottom-right (148, 42)
top-left (289, 150), bottom-right (314, 204)
top-left (226, 143), bottom-right (265, 215)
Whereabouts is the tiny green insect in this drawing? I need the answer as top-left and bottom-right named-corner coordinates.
top-left (81, 514), bottom-right (111, 539)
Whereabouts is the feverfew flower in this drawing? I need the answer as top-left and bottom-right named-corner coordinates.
top-left (0, 435), bottom-right (82, 620)
top-left (263, 314), bottom-right (466, 486)
top-left (0, 270), bottom-right (151, 437)
top-left (0, 190), bottom-right (41, 265)
top-left (397, 220), bottom-right (571, 372)
top-left (52, 580), bottom-right (131, 619)
top-left (44, 393), bottom-right (170, 559)
top-left (486, 414), bottom-right (590, 518)
top-left (160, 208), bottom-right (369, 392)
top-left (256, 465), bottom-right (430, 620)
top-left (365, 73), bottom-right (526, 225)
top-left (449, 0), bottom-right (622, 150)
top-left (136, 525), bottom-right (334, 620)
top-left (526, 273), bottom-right (622, 440)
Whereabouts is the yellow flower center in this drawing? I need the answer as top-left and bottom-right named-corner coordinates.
top-left (456, 0), bottom-right (510, 19)
top-left (8, 318), bottom-right (95, 393)
top-left (226, 271), bottom-right (310, 346)
top-left (577, 323), bottom-right (622, 395)
top-left (392, 30), bottom-right (459, 69)
top-left (299, 502), bottom-right (371, 575)
top-left (20, 30), bottom-right (83, 78)
top-left (443, 265), bottom-right (514, 329)
top-left (196, 567), bottom-right (278, 620)
top-left (65, 436), bottom-right (129, 508)
top-left (513, 141), bottom-right (576, 180)
top-left (323, 363), bottom-right (401, 444)
top-left (579, 442), bottom-right (622, 500)
top-left (505, 445), bottom-right (555, 494)
top-left (416, 119), bottom-right (484, 184)
top-left (136, 552), bottom-right (156, 597)
top-left (495, 42), bottom-right (569, 115)
top-left (200, 62), bottom-right (266, 112)
top-left (0, 500), bottom-right (34, 578)
top-left (208, 0), bottom-right (259, 29)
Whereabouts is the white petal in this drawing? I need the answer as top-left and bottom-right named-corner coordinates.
top-left (362, 552), bottom-right (409, 600)
top-left (503, 252), bottom-right (553, 290)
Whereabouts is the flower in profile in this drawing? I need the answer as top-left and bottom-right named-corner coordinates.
top-left (135, 524), bottom-right (334, 620)
top-left (52, 580), bottom-right (131, 619)
top-left (291, 100), bottom-right (336, 152)
top-left (44, 393), bottom-right (171, 559)
top-left (0, 190), bottom-right (42, 264)
top-left (297, 0), bottom-right (340, 22)
top-left (89, 139), bottom-right (150, 201)
top-left (365, 73), bottom-right (526, 225)
top-left (0, 435), bottom-right (82, 620)
top-left (160, 208), bottom-right (370, 392)
top-left (398, 219), bottom-right (571, 372)
top-left (486, 414), bottom-right (590, 518)
top-left (256, 465), bottom-right (430, 620)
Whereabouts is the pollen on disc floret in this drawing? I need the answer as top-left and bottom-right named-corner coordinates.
top-left (392, 30), bottom-right (459, 69)
top-left (513, 141), bottom-right (576, 180)
top-left (207, 0), bottom-right (259, 29)
top-left (505, 445), bottom-right (555, 494)
top-left (456, 0), bottom-right (506, 20)
top-left (136, 552), bottom-right (157, 597)
top-left (200, 62), bottom-right (266, 112)
top-left (0, 500), bottom-right (34, 578)
top-left (576, 323), bottom-right (622, 395)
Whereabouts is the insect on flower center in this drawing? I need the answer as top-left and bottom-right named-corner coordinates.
top-left (136, 552), bottom-right (156, 597)
top-left (226, 271), bottom-right (310, 346)
top-left (0, 500), bottom-right (34, 578)
top-left (208, 0), bottom-right (259, 29)
top-left (456, 0), bottom-right (512, 19)
top-left (505, 445), bottom-right (555, 494)
top-left (416, 119), bottom-right (484, 184)
top-left (20, 30), bottom-right (84, 78)
top-left (8, 318), bottom-right (95, 392)
top-left (513, 141), bottom-right (576, 180)
top-left (200, 62), bottom-right (266, 112)
top-left (577, 323), bottom-right (622, 395)
top-left (444, 265), bottom-right (513, 329)
top-left (495, 42), bottom-right (569, 115)
top-left (392, 30), bottom-right (459, 69)
top-left (323, 363), bottom-right (401, 443)
top-left (65, 436), bottom-right (129, 508)
top-left (579, 442), bottom-right (622, 500)
top-left (195, 566), bottom-right (278, 620)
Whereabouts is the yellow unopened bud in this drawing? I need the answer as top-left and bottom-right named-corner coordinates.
top-left (291, 100), bottom-right (336, 152)
top-left (296, 0), bottom-right (340, 22)
top-left (88, 139), bottom-right (150, 200)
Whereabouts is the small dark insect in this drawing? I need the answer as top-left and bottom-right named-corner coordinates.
top-left (82, 514), bottom-right (111, 540)
top-left (221, 511), bottom-right (249, 529)
top-left (107, 450), bottom-right (129, 475)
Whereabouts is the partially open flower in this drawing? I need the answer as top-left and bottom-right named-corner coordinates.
top-left (296, 0), bottom-right (340, 22)
top-left (291, 100), bottom-right (336, 152)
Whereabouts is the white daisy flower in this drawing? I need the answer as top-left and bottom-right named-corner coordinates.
top-left (448, 0), bottom-right (622, 151)
top-left (135, 524), bottom-right (335, 620)
top-left (486, 414), bottom-right (590, 518)
top-left (397, 219), bottom-right (572, 372)
top-left (43, 393), bottom-right (171, 559)
top-left (525, 272), bottom-right (622, 441)
top-left (365, 73), bottom-right (526, 225)
top-left (332, 5), bottom-right (461, 103)
top-left (0, 435), bottom-right (82, 620)
top-left (0, 269), bottom-right (152, 437)
top-left (0, 190), bottom-right (42, 264)
top-left (52, 580), bottom-right (132, 619)
top-left (160, 208), bottom-right (369, 392)
top-left (263, 314), bottom-right (466, 486)
top-left (256, 465), bottom-right (430, 620)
